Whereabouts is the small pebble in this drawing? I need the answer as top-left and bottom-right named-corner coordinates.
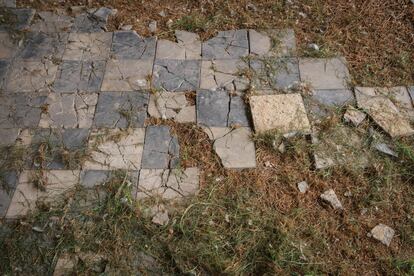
top-left (297, 181), bottom-right (309, 193)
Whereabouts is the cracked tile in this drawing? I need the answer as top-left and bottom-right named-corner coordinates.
top-left (147, 92), bottom-right (195, 123)
top-left (6, 170), bottom-right (80, 218)
top-left (5, 60), bottom-right (58, 93)
top-left (39, 93), bottom-right (98, 128)
top-left (0, 171), bottom-right (18, 218)
top-left (71, 7), bottom-right (116, 32)
top-left (94, 92), bottom-right (149, 128)
top-left (355, 87), bottom-right (414, 137)
top-left (299, 57), bottom-right (350, 90)
top-left (250, 57), bottom-right (300, 91)
top-left (0, 59), bottom-right (10, 89)
top-left (0, 8), bottom-right (35, 31)
top-left (63, 33), bottom-right (112, 61)
top-left (53, 60), bottom-right (105, 93)
top-left (84, 128), bottom-right (145, 170)
top-left (18, 32), bottom-right (68, 60)
top-left (200, 59), bottom-right (249, 92)
top-left (0, 32), bottom-right (20, 59)
top-left (0, 94), bottom-right (47, 128)
top-left (250, 94), bottom-right (311, 134)
top-left (136, 167), bottom-right (199, 200)
top-left (152, 59), bottom-right (200, 92)
top-left (249, 29), bottom-right (296, 57)
top-left (29, 11), bottom-right (74, 32)
top-left (141, 125), bottom-right (180, 169)
top-left (202, 29), bottom-right (249, 59)
top-left (111, 31), bottom-right (156, 59)
top-left (156, 30), bottom-right (201, 60)
top-left (101, 59), bottom-right (152, 91)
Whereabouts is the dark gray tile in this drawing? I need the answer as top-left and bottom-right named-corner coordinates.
top-left (0, 171), bottom-right (18, 218)
top-left (111, 31), bottom-right (156, 60)
top-left (0, 8), bottom-right (35, 31)
top-left (19, 32), bottom-right (68, 60)
top-left (202, 29), bottom-right (249, 59)
top-left (0, 59), bottom-right (10, 89)
top-left (228, 95), bottom-right (250, 127)
top-left (196, 90), bottom-right (229, 127)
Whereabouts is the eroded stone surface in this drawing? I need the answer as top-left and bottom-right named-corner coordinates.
top-left (200, 59), bottom-right (249, 91)
top-left (84, 128), bottom-right (145, 170)
top-left (5, 61), bottom-right (58, 93)
top-left (355, 87), bottom-right (414, 137)
top-left (152, 59), bottom-right (200, 92)
top-left (0, 94), bottom-right (46, 128)
top-left (0, 8), bottom-right (35, 31)
top-left (111, 31), bottom-right (156, 59)
top-left (156, 30), bottom-right (201, 60)
top-left (320, 189), bottom-right (343, 210)
top-left (0, 172), bottom-right (18, 217)
top-left (94, 92), bottom-right (148, 128)
top-left (71, 7), bottom-right (116, 32)
top-left (101, 59), bottom-right (152, 91)
top-left (29, 11), bottom-right (74, 32)
top-left (0, 32), bottom-right (20, 59)
top-left (148, 92), bottom-right (195, 122)
top-left (19, 32), bottom-right (68, 60)
top-left (249, 94), bottom-right (311, 134)
top-left (53, 60), bottom-right (105, 92)
top-left (6, 170), bottom-right (80, 218)
top-left (39, 93), bottom-right (98, 128)
top-left (136, 167), bottom-right (199, 200)
top-left (63, 33), bottom-right (112, 60)
top-left (202, 30), bottom-right (249, 59)
top-left (249, 29), bottom-right (296, 57)
top-left (370, 224), bottom-right (395, 246)
top-left (299, 58), bottom-right (350, 90)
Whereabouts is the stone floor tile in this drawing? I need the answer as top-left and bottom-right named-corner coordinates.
top-left (0, 128), bottom-right (21, 146)
top-left (29, 11), bottom-right (74, 32)
top-left (71, 7), bottom-right (116, 32)
top-left (250, 57), bottom-right (300, 90)
top-left (53, 60), bottom-right (105, 93)
top-left (5, 60), bottom-right (58, 93)
top-left (152, 59), bottom-right (200, 92)
top-left (0, 94), bottom-right (47, 128)
top-left (228, 95), bottom-right (251, 127)
top-left (148, 92), bottom-right (195, 122)
top-left (200, 59), bottom-right (249, 92)
top-left (0, 32), bottom-right (20, 59)
top-left (0, 171), bottom-right (18, 217)
top-left (18, 32), bottom-right (68, 60)
top-left (111, 31), bottom-right (156, 60)
top-left (6, 170), bottom-right (79, 218)
top-left (156, 30), bottom-right (201, 60)
top-left (387, 86), bottom-right (414, 120)
top-left (196, 90), bottom-right (229, 127)
top-left (0, 8), bottom-right (35, 31)
top-left (250, 94), bottom-right (311, 134)
top-left (141, 125), bottom-right (180, 169)
top-left (101, 59), bottom-right (152, 91)
top-left (0, 0), bottom-right (16, 7)
top-left (202, 29), bottom-right (249, 59)
top-left (136, 167), bottom-right (199, 200)
top-left (0, 59), bottom-right (10, 89)
top-left (93, 92), bottom-right (149, 128)
top-left (249, 29), bottom-right (296, 57)
top-left (305, 89), bottom-right (355, 120)
top-left (355, 87), bottom-right (414, 137)
top-left (80, 170), bottom-right (139, 188)
top-left (39, 93), bottom-right (98, 128)
top-left (84, 128), bottom-right (145, 170)
top-left (299, 57), bottom-right (350, 90)
top-left (63, 33), bottom-right (112, 61)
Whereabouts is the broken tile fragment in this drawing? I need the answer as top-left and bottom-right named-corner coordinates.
top-left (5, 61), bottom-right (58, 93)
top-left (373, 143), bottom-right (398, 158)
top-left (71, 8), bottom-right (114, 33)
top-left (63, 33), bottom-right (112, 61)
top-left (136, 167), bottom-right (199, 200)
top-left (387, 86), bottom-right (414, 120)
top-left (320, 189), bottom-right (343, 210)
top-left (228, 95), bottom-right (250, 127)
top-left (156, 30), bottom-right (201, 59)
top-left (152, 59), bottom-right (200, 92)
top-left (305, 89), bottom-right (355, 120)
top-left (0, 128), bottom-right (20, 146)
top-left (53, 254), bottom-right (76, 276)
top-left (249, 29), bottom-right (296, 57)
top-left (101, 59), bottom-right (152, 91)
top-left (249, 94), bottom-right (311, 134)
top-left (369, 224), bottom-right (395, 246)
top-left (29, 11), bottom-right (74, 32)
top-left (148, 204), bottom-right (169, 226)
top-left (299, 58), bottom-right (350, 90)
top-left (94, 92), bottom-right (148, 128)
top-left (19, 32), bottom-right (68, 60)
top-left (343, 106), bottom-right (366, 127)
top-left (141, 125), bottom-right (180, 169)
top-left (84, 128), bottom-right (145, 170)
top-left (111, 31), bottom-right (156, 59)
top-left (202, 30), bottom-right (249, 59)
top-left (0, 172), bottom-right (18, 217)
top-left (0, 94), bottom-right (46, 128)
top-left (39, 93), bottom-right (98, 128)
top-left (53, 60), bottom-right (105, 92)
top-left (147, 92), bottom-right (195, 122)
top-left (0, 8), bottom-right (35, 31)
top-left (355, 87), bottom-right (414, 137)
top-left (200, 59), bottom-right (249, 91)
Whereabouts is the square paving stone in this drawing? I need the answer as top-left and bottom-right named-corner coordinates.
top-left (0, 32), bottom-right (20, 59)
top-left (101, 59), bottom-right (153, 91)
top-left (200, 59), bottom-right (249, 92)
top-left (93, 92), bottom-right (149, 128)
top-left (63, 33), bottom-right (112, 61)
top-left (355, 87), bottom-right (414, 137)
top-left (147, 92), bottom-right (195, 123)
top-left (71, 7), bottom-right (116, 33)
top-left (0, 94), bottom-right (46, 128)
top-left (0, 59), bottom-right (10, 89)
top-left (305, 89), bottom-right (355, 119)
top-left (141, 125), bottom-right (180, 169)
top-left (299, 57), bottom-right (350, 90)
top-left (0, 171), bottom-right (18, 218)
top-left (29, 11), bottom-right (74, 32)
top-left (5, 60), bottom-right (58, 93)
top-left (84, 128), bottom-right (145, 170)
top-left (18, 32), bottom-right (68, 60)
top-left (6, 170), bottom-right (80, 218)
top-left (136, 167), bottom-right (199, 200)
top-left (0, 8), bottom-right (35, 31)
top-left (202, 29), bottom-right (249, 59)
top-left (39, 93), bottom-right (98, 128)
top-left (250, 58), bottom-right (300, 90)
top-left (156, 31), bottom-right (201, 60)
top-left (152, 59), bottom-right (201, 92)
top-left (0, 128), bottom-right (21, 146)
top-left (249, 29), bottom-right (296, 57)
top-left (250, 94), bottom-right (311, 134)
top-left (53, 60), bottom-right (105, 93)
top-left (111, 31), bottom-right (156, 60)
